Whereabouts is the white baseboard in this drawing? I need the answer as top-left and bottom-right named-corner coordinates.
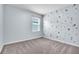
top-left (4, 36), bottom-right (42, 45)
top-left (44, 36), bottom-right (79, 47)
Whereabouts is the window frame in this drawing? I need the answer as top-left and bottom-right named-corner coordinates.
top-left (32, 16), bottom-right (40, 32)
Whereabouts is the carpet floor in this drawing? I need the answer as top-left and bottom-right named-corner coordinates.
top-left (1, 37), bottom-right (79, 54)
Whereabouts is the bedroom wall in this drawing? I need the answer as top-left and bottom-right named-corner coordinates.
top-left (43, 4), bottom-right (79, 47)
top-left (4, 5), bottom-right (43, 44)
top-left (0, 4), bottom-right (3, 52)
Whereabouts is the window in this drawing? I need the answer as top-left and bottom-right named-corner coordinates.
top-left (32, 17), bottom-right (40, 32)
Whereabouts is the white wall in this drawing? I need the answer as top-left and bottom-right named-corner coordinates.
top-left (0, 4), bottom-right (3, 52)
top-left (43, 4), bottom-right (79, 47)
top-left (4, 5), bottom-right (43, 44)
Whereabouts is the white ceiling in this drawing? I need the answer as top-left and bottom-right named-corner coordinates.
top-left (8, 4), bottom-right (71, 15)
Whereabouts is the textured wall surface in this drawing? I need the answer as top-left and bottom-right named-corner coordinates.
top-left (43, 4), bottom-right (79, 46)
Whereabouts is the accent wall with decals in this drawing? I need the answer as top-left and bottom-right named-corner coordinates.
top-left (43, 4), bottom-right (79, 47)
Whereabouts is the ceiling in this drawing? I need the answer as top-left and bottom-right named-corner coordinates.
top-left (8, 4), bottom-right (71, 15)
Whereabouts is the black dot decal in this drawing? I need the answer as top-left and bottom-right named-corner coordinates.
top-left (58, 16), bottom-right (61, 18)
top-left (75, 27), bottom-right (78, 29)
top-left (65, 9), bottom-right (68, 12)
top-left (56, 10), bottom-right (58, 13)
top-left (73, 24), bottom-right (76, 26)
top-left (73, 4), bottom-right (76, 6)
top-left (58, 32), bottom-right (60, 34)
top-left (68, 28), bottom-right (70, 31)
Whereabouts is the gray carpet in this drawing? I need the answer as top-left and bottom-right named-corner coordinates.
top-left (1, 37), bottom-right (79, 54)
